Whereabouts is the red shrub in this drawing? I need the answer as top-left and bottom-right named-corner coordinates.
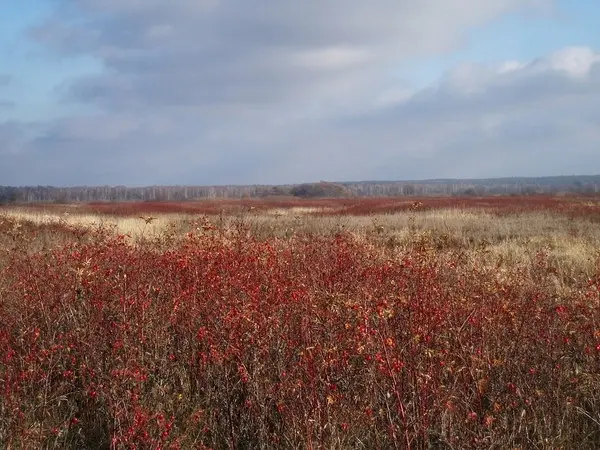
top-left (1, 224), bottom-right (599, 448)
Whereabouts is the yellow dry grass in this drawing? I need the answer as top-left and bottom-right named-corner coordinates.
top-left (237, 209), bottom-right (600, 291)
top-left (2, 206), bottom-right (598, 293)
top-left (263, 206), bottom-right (331, 216)
top-left (0, 208), bottom-right (185, 239)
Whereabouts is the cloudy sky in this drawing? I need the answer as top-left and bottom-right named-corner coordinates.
top-left (1, 0), bottom-right (599, 186)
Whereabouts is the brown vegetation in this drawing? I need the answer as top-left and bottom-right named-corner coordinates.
top-left (1, 197), bottom-right (599, 448)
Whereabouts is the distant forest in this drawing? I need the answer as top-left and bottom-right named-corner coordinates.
top-left (1, 175), bottom-right (599, 204)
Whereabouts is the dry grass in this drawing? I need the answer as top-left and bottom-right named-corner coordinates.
top-left (1, 200), bottom-right (600, 448)
top-left (205, 209), bottom-right (600, 289)
top-left (3, 205), bottom-right (599, 289)
top-left (0, 208), bottom-right (186, 240)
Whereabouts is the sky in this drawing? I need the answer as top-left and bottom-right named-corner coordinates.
top-left (1, 0), bottom-right (599, 187)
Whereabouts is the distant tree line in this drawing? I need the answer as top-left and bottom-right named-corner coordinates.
top-left (1, 175), bottom-right (599, 204)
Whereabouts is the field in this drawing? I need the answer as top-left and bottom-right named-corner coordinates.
top-left (1, 196), bottom-right (600, 449)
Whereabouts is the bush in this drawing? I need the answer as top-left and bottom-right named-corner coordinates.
top-left (1, 221), bottom-right (599, 448)
top-left (291, 182), bottom-right (351, 198)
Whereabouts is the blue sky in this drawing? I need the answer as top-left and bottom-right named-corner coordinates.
top-left (1, 0), bottom-right (599, 186)
top-left (401, 0), bottom-right (600, 88)
top-left (0, 1), bottom-right (101, 121)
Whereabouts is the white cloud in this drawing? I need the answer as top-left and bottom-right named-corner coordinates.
top-left (498, 61), bottom-right (526, 74)
top-left (544, 46), bottom-right (600, 77)
top-left (4, 0), bottom-right (600, 185)
top-left (30, 0), bottom-right (549, 111)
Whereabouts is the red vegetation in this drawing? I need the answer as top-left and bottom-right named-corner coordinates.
top-left (324, 195), bottom-right (600, 219)
top-left (5, 195), bottom-right (600, 221)
top-left (1, 221), bottom-right (600, 448)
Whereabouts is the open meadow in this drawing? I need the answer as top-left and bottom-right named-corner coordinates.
top-left (1, 196), bottom-right (600, 449)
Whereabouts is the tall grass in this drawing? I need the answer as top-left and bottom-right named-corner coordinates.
top-left (1, 200), bottom-right (599, 448)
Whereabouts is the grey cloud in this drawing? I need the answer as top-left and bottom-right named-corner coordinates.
top-left (352, 50), bottom-right (600, 128)
top-left (0, 121), bottom-right (31, 157)
top-left (0, 74), bottom-right (13, 108)
top-left (4, 46), bottom-right (600, 185)
top-left (6, 1), bottom-right (600, 186)
top-left (254, 49), bottom-right (600, 182)
top-left (34, 0), bottom-right (548, 112)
